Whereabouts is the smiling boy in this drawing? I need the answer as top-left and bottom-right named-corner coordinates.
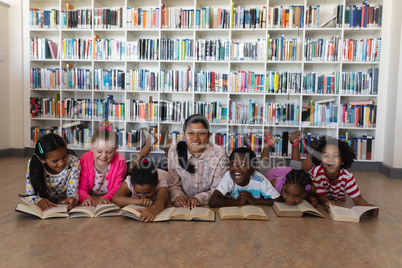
top-left (209, 147), bottom-right (281, 207)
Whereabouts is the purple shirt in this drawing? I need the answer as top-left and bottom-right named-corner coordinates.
top-left (264, 167), bottom-right (294, 193)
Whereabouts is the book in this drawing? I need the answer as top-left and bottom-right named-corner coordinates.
top-left (329, 205), bottom-right (378, 223)
top-left (62, 121), bottom-right (82, 128)
top-left (170, 207), bottom-right (215, 221)
top-left (15, 197), bottom-right (68, 219)
top-left (121, 205), bottom-right (215, 222)
top-left (47, 40), bottom-right (58, 59)
top-left (69, 204), bottom-right (121, 218)
top-left (218, 206), bottom-right (270, 220)
top-left (121, 205), bottom-right (176, 222)
top-left (273, 200), bottom-right (325, 218)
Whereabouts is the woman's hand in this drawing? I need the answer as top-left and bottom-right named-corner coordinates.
top-left (81, 197), bottom-right (95, 207)
top-left (173, 195), bottom-right (188, 207)
top-left (187, 197), bottom-right (200, 209)
top-left (62, 197), bottom-right (77, 210)
top-left (37, 199), bottom-right (57, 211)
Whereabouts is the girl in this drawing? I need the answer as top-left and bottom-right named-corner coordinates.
top-left (262, 131), bottom-right (318, 207)
top-left (79, 120), bottom-right (127, 206)
top-left (209, 147), bottom-right (281, 207)
top-left (112, 158), bottom-right (170, 222)
top-left (168, 114), bottom-right (228, 208)
top-left (309, 137), bottom-right (379, 216)
top-left (23, 133), bottom-right (80, 211)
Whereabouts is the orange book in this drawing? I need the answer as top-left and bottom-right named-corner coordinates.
top-left (367, 39), bottom-right (372, 61)
top-left (348, 40), bottom-right (353, 61)
top-left (93, 34), bottom-right (100, 59)
top-left (66, 3), bottom-right (74, 29)
top-left (285, 10), bottom-right (289, 28)
top-left (282, 8), bottom-right (286, 28)
top-left (61, 101), bottom-right (65, 118)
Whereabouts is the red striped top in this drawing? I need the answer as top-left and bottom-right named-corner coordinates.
top-left (311, 165), bottom-right (361, 201)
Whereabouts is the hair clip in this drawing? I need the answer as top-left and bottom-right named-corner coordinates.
top-left (101, 125), bottom-right (112, 131)
top-left (38, 142), bottom-right (44, 154)
top-left (33, 153), bottom-right (37, 156)
top-left (142, 159), bottom-right (148, 164)
top-left (281, 177), bottom-right (287, 185)
top-left (305, 185), bottom-right (311, 191)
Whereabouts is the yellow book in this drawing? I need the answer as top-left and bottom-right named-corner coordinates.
top-left (93, 34), bottom-right (100, 59)
top-left (218, 206), bottom-right (269, 221)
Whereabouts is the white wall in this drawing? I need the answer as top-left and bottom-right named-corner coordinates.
top-left (393, 21), bottom-right (402, 168)
top-left (0, 2), bottom-right (10, 150)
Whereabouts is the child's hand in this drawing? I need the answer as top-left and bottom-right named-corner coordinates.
top-left (62, 197), bottom-right (77, 211)
top-left (97, 198), bottom-right (112, 205)
top-left (37, 199), bottom-right (57, 211)
top-left (309, 196), bottom-right (319, 208)
top-left (187, 197), bottom-right (200, 209)
top-left (81, 197), bottom-right (95, 207)
top-left (173, 195), bottom-right (188, 208)
top-left (136, 208), bottom-right (156, 223)
top-left (239, 191), bottom-right (255, 204)
top-left (324, 200), bottom-right (336, 213)
top-left (264, 131), bottom-right (276, 148)
top-left (369, 205), bottom-right (379, 217)
top-left (237, 193), bottom-right (248, 205)
top-left (140, 198), bottom-right (154, 208)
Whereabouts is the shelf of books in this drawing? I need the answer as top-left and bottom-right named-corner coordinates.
top-left (24, 0), bottom-right (384, 161)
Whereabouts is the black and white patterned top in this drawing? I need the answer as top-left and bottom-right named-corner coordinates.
top-left (25, 154), bottom-right (81, 204)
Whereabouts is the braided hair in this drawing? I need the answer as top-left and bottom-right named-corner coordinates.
top-left (285, 169), bottom-right (312, 192)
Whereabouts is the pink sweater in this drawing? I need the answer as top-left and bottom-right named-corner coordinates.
top-left (78, 151), bottom-right (127, 203)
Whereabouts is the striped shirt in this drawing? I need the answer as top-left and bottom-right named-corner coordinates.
top-left (311, 165), bottom-right (361, 201)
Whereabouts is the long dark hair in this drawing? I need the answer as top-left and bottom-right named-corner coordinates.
top-left (177, 114), bottom-right (210, 174)
top-left (22, 133), bottom-right (75, 203)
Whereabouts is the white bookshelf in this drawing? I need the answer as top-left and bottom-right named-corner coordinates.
top-left (23, 0), bottom-right (384, 162)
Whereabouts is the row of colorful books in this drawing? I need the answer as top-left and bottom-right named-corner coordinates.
top-left (267, 36), bottom-right (301, 61)
top-left (159, 101), bottom-right (192, 123)
top-left (304, 36), bottom-right (340, 62)
top-left (160, 68), bottom-right (192, 92)
top-left (194, 70), bottom-right (229, 93)
top-left (301, 99), bottom-right (338, 127)
top-left (160, 38), bottom-right (194, 61)
top-left (126, 7), bottom-right (159, 29)
top-left (341, 68), bottom-right (378, 95)
top-left (128, 69), bottom-right (159, 92)
top-left (161, 7), bottom-right (193, 29)
top-left (231, 40), bottom-right (266, 61)
top-left (233, 6), bottom-right (266, 29)
top-left (265, 103), bottom-right (300, 126)
top-left (60, 38), bottom-right (92, 60)
top-left (344, 2), bottom-right (382, 28)
top-left (30, 38), bottom-right (58, 60)
top-left (266, 5), bottom-right (304, 29)
top-left (194, 102), bottom-right (228, 124)
top-left (195, 39), bottom-right (230, 61)
top-left (342, 38), bottom-right (381, 62)
top-left (126, 39), bottom-right (159, 61)
top-left (339, 102), bottom-right (377, 128)
top-left (94, 39), bottom-right (124, 60)
top-left (126, 100), bottom-right (159, 122)
top-left (60, 8), bottom-right (92, 29)
top-left (303, 72), bottom-right (340, 95)
top-left (94, 69), bottom-right (125, 91)
top-left (30, 68), bottom-right (60, 89)
top-left (29, 8), bottom-right (59, 29)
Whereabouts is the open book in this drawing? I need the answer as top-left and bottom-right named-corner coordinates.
top-left (15, 197), bottom-right (68, 219)
top-left (121, 205), bottom-right (215, 222)
top-left (329, 205), bottom-right (378, 223)
top-left (273, 200), bottom-right (325, 218)
top-left (218, 206), bottom-right (269, 221)
top-left (69, 204), bottom-right (121, 218)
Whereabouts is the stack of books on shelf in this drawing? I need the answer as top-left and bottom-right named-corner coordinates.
top-left (303, 72), bottom-right (340, 95)
top-left (61, 38), bottom-right (92, 60)
top-left (194, 70), bottom-right (228, 92)
top-left (62, 121), bottom-right (91, 149)
top-left (126, 39), bottom-right (159, 60)
top-left (232, 6), bottom-right (266, 29)
top-left (304, 36), bottom-right (339, 62)
top-left (231, 39), bottom-right (266, 61)
top-left (265, 71), bottom-right (302, 94)
top-left (341, 68), bottom-right (378, 95)
top-left (301, 99), bottom-right (338, 127)
top-left (30, 37), bottom-right (58, 60)
top-left (161, 5), bottom-right (194, 29)
top-left (342, 38), bottom-right (381, 62)
top-left (267, 35), bottom-right (301, 61)
top-left (160, 101), bottom-right (192, 122)
top-left (30, 96), bottom-right (61, 119)
top-left (160, 38), bottom-right (194, 61)
top-left (127, 69), bottom-right (158, 92)
top-left (267, 5), bottom-right (304, 28)
top-left (29, 8), bottom-right (59, 29)
top-left (195, 39), bottom-right (230, 61)
top-left (94, 69), bottom-right (125, 90)
top-left (344, 1), bottom-right (382, 28)
top-left (94, 38), bottom-right (124, 60)
top-left (340, 133), bottom-right (375, 160)
top-left (265, 102), bottom-right (299, 126)
top-left (230, 71), bottom-right (265, 93)
top-left (31, 126), bottom-right (60, 144)
top-left (126, 100), bottom-right (158, 122)
top-left (30, 68), bottom-right (61, 89)
top-left (62, 68), bottom-right (92, 90)
top-left (229, 100), bottom-right (263, 125)
top-left (194, 101), bottom-right (228, 124)
top-left (340, 101), bottom-right (376, 128)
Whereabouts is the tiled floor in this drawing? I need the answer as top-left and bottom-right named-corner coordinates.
top-left (1, 157), bottom-right (401, 267)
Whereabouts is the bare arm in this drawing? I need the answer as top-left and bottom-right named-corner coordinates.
top-left (112, 182), bottom-right (143, 207)
top-left (209, 190), bottom-right (247, 208)
top-left (353, 195), bottom-right (379, 216)
top-left (127, 140), bottom-right (152, 173)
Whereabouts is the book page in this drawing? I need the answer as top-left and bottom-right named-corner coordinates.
top-left (351, 206), bottom-right (378, 217)
top-left (43, 205), bottom-right (68, 218)
top-left (20, 197), bottom-right (43, 216)
top-left (242, 206), bottom-right (264, 217)
top-left (70, 206), bottom-right (95, 217)
top-left (153, 207), bottom-right (176, 221)
top-left (94, 204), bottom-right (119, 216)
top-left (331, 206), bottom-right (356, 217)
top-left (190, 207), bottom-right (214, 221)
top-left (16, 204), bottom-right (41, 218)
top-left (275, 202), bottom-right (300, 212)
top-left (121, 205), bottom-right (145, 216)
top-left (171, 207), bottom-right (191, 220)
top-left (219, 207), bottom-right (243, 219)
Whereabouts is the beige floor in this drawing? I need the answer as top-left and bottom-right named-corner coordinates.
top-left (1, 157), bottom-right (402, 267)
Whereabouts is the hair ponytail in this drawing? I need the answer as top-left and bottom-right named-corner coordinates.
top-left (21, 133), bottom-right (70, 203)
top-left (92, 119), bottom-right (118, 147)
top-left (177, 141), bottom-right (195, 174)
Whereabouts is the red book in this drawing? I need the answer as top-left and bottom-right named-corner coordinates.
top-left (211, 72), bottom-right (215, 92)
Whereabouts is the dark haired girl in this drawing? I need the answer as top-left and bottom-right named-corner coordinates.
top-left (24, 133), bottom-right (80, 211)
top-left (112, 158), bottom-right (170, 222)
top-left (167, 114), bottom-right (228, 208)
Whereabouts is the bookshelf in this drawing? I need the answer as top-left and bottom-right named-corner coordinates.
top-left (23, 0), bottom-right (384, 162)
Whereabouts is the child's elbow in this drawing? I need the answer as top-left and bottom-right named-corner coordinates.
top-left (208, 198), bottom-right (219, 208)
